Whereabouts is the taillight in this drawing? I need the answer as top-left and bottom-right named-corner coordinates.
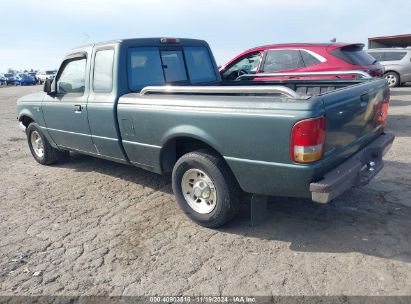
top-left (375, 89), bottom-right (390, 127)
top-left (290, 116), bottom-right (326, 163)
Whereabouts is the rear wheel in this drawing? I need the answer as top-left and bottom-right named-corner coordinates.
top-left (172, 150), bottom-right (241, 228)
top-left (27, 123), bottom-right (69, 165)
top-left (384, 72), bottom-right (400, 87)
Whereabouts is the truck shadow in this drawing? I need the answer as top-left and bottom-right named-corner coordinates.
top-left (390, 87), bottom-right (411, 99)
top-left (56, 154), bottom-right (411, 264)
top-left (57, 152), bottom-right (173, 194)
top-left (386, 114), bottom-right (411, 138)
top-left (224, 192), bottom-right (411, 263)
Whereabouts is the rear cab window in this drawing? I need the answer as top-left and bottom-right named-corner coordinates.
top-left (128, 46), bottom-right (217, 91)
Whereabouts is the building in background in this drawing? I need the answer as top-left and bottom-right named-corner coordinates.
top-left (368, 34), bottom-right (411, 49)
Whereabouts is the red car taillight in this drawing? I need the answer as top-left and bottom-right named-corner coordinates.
top-left (375, 90), bottom-right (390, 127)
top-left (290, 116), bottom-right (326, 163)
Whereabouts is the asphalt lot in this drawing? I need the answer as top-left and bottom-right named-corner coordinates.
top-left (0, 84), bottom-right (410, 296)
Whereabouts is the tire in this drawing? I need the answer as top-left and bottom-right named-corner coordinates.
top-left (384, 72), bottom-right (400, 87)
top-left (26, 123), bottom-right (70, 165)
top-left (172, 150), bottom-right (241, 228)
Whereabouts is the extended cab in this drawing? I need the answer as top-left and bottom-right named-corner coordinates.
top-left (17, 38), bottom-right (394, 227)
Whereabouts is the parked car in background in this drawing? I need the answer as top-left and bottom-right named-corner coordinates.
top-left (36, 70), bottom-right (57, 84)
top-left (368, 48), bottom-right (411, 87)
top-left (14, 73), bottom-right (37, 86)
top-left (27, 72), bottom-right (38, 81)
top-left (0, 74), bottom-right (6, 85)
top-left (220, 43), bottom-right (384, 81)
top-left (3, 73), bottom-right (16, 85)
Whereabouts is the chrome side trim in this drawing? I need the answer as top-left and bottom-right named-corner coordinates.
top-left (237, 70), bottom-right (372, 80)
top-left (140, 85), bottom-right (301, 99)
top-left (122, 140), bottom-right (161, 149)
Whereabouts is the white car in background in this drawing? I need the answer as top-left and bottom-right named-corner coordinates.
top-left (36, 70), bottom-right (57, 84)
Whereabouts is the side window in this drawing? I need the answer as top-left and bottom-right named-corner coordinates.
top-left (222, 52), bottom-right (262, 80)
top-left (262, 50), bottom-right (304, 72)
top-left (160, 50), bottom-right (188, 83)
top-left (128, 47), bottom-right (165, 90)
top-left (368, 52), bottom-right (383, 61)
top-left (383, 52), bottom-right (407, 61)
top-left (57, 57), bottom-right (86, 94)
top-left (93, 49), bottom-right (114, 93)
top-left (300, 50), bottom-right (322, 67)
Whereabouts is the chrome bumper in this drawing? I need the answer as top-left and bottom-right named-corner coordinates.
top-left (310, 132), bottom-right (395, 204)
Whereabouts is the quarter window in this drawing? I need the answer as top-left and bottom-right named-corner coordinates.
top-left (57, 57), bottom-right (86, 94)
top-left (93, 49), bottom-right (114, 93)
top-left (300, 50), bottom-right (322, 67)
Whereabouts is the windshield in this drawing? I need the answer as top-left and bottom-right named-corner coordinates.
top-left (331, 45), bottom-right (376, 65)
top-left (128, 46), bottom-right (217, 90)
top-left (5, 73), bottom-right (13, 77)
top-left (46, 71), bottom-right (55, 75)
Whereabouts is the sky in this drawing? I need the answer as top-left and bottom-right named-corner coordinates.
top-left (0, 0), bottom-right (410, 72)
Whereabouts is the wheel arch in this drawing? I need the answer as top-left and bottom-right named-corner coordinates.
top-left (18, 114), bottom-right (35, 128)
top-left (160, 135), bottom-right (224, 173)
top-left (384, 70), bottom-right (401, 78)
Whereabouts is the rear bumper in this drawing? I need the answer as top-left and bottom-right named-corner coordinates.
top-left (310, 132), bottom-right (395, 203)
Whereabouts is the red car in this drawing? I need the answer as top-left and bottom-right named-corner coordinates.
top-left (219, 43), bottom-right (384, 81)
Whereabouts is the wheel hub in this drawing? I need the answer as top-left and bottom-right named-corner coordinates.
top-left (193, 180), bottom-right (211, 198)
top-left (181, 168), bottom-right (217, 214)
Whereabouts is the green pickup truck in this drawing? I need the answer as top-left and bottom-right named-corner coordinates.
top-left (16, 38), bottom-right (394, 227)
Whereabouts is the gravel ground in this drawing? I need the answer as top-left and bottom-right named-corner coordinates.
top-left (0, 84), bottom-right (410, 297)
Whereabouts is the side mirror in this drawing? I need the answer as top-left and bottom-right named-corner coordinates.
top-left (43, 79), bottom-right (54, 95)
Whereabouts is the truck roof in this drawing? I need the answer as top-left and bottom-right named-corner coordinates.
top-left (70, 37), bottom-right (209, 51)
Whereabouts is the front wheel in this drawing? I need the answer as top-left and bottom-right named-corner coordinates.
top-left (172, 150), bottom-right (241, 228)
top-left (384, 72), bottom-right (400, 87)
top-left (27, 123), bottom-right (70, 165)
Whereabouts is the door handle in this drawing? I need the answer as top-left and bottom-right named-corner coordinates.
top-left (74, 105), bottom-right (82, 112)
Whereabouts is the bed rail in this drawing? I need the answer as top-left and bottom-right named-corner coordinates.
top-left (140, 85), bottom-right (301, 99)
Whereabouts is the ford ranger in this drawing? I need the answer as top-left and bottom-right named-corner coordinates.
top-left (16, 38), bottom-right (394, 227)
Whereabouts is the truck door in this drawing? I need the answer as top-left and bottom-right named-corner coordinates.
top-left (87, 45), bottom-right (128, 162)
top-left (42, 52), bottom-right (97, 154)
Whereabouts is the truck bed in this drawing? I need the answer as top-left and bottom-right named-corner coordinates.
top-left (117, 78), bottom-right (389, 198)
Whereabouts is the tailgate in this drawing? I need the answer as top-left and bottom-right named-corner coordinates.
top-left (321, 78), bottom-right (390, 166)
